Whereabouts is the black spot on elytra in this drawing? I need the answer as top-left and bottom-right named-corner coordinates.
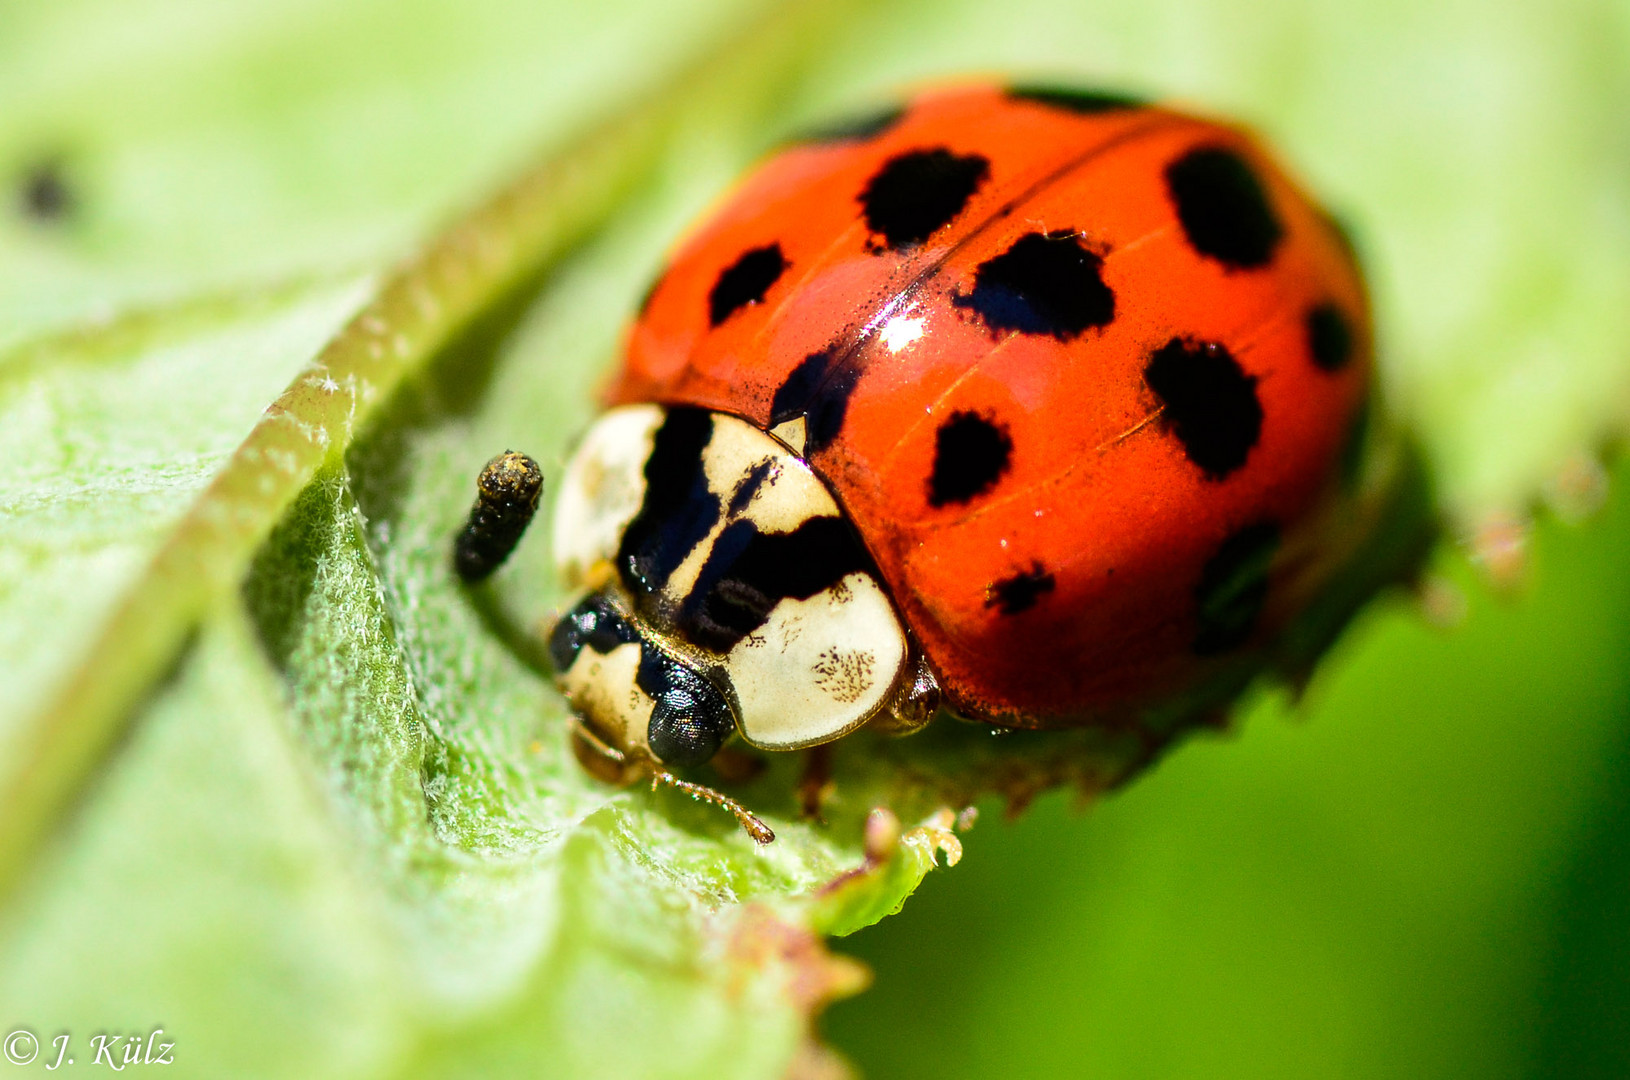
top-left (860, 147), bottom-right (990, 250)
top-left (770, 348), bottom-right (831, 427)
top-left (769, 346), bottom-right (859, 456)
top-left (951, 230), bottom-right (1115, 340)
top-left (1165, 146), bottom-right (1282, 269)
top-left (19, 159), bottom-right (72, 222)
top-left (618, 407), bottom-right (720, 599)
top-left (1193, 521), bottom-right (1280, 654)
top-left (708, 243), bottom-right (788, 326)
top-left (986, 562), bottom-right (1055, 616)
top-left (640, 647), bottom-right (736, 768)
top-left (1007, 85), bottom-right (1146, 114)
top-left (793, 104), bottom-right (906, 145)
top-left (928, 411), bottom-right (1013, 507)
top-left (675, 516), bottom-right (873, 653)
top-left (1307, 302), bottom-right (1354, 372)
top-left (1144, 338), bottom-right (1263, 481)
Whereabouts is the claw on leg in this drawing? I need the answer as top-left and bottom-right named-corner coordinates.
top-left (652, 770), bottom-right (776, 844)
top-left (571, 718), bottom-right (775, 844)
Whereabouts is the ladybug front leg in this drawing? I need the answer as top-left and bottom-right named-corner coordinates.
top-left (649, 770), bottom-right (776, 845)
top-left (568, 717), bottom-right (646, 786)
top-left (797, 743), bottom-right (835, 822)
top-left (570, 717), bottom-right (776, 844)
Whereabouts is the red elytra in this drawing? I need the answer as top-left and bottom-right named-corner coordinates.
top-left (604, 83), bottom-right (1371, 728)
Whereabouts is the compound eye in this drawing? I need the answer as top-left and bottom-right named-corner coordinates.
top-left (641, 649), bottom-right (736, 768)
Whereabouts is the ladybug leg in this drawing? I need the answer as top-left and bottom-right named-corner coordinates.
top-left (572, 716), bottom-right (776, 843)
top-left (797, 743), bottom-right (835, 822)
top-left (868, 653), bottom-right (942, 737)
top-left (568, 718), bottom-right (645, 785)
top-left (650, 770), bottom-right (775, 844)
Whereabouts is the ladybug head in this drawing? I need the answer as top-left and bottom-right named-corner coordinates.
top-left (548, 404), bottom-right (932, 771)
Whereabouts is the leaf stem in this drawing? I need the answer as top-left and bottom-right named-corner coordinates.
top-left (0, 0), bottom-right (859, 902)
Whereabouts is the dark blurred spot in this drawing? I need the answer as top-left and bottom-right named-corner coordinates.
top-left (19, 159), bottom-right (73, 222)
top-left (1006, 85), bottom-right (1146, 114)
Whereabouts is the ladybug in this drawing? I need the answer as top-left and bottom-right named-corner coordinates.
top-left (488, 83), bottom-right (1388, 842)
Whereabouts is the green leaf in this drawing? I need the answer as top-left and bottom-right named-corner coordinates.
top-left (0, 0), bottom-right (1625, 1077)
top-left (0, 4), bottom-right (930, 1075)
top-left (0, 277), bottom-right (371, 726)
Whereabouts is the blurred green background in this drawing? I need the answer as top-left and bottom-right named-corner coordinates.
top-left (827, 469), bottom-right (1630, 1078)
top-left (2, 0), bottom-right (1628, 1076)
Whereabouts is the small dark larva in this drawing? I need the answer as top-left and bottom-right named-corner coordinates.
top-left (454, 451), bottom-right (543, 582)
